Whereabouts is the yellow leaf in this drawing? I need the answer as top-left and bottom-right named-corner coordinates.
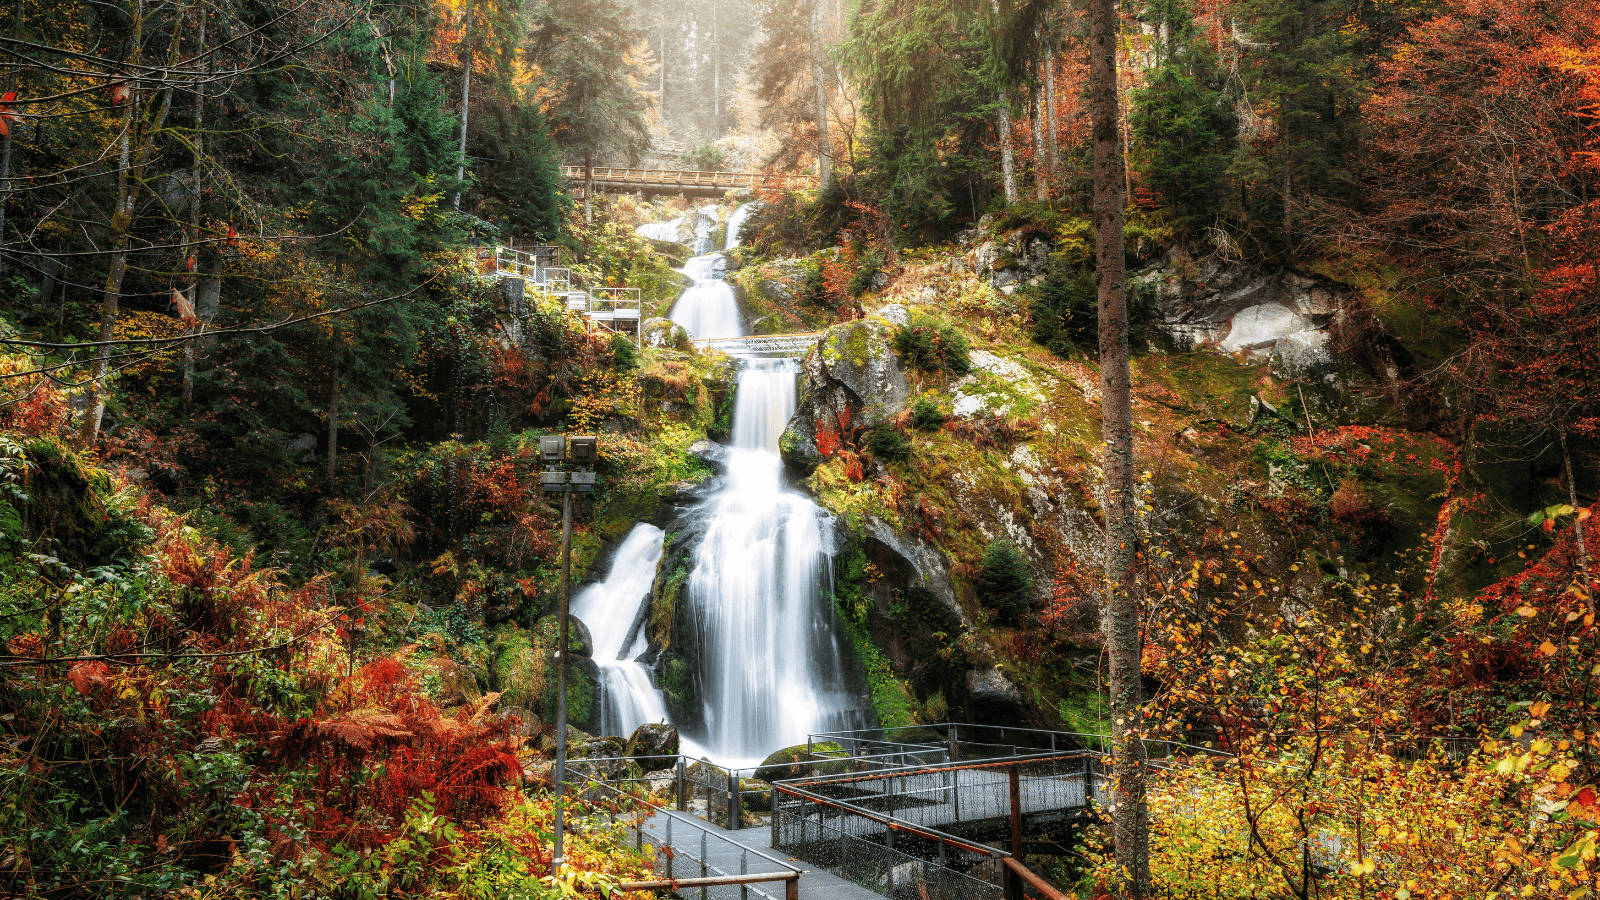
top-left (1518, 605), bottom-right (1539, 617)
top-left (1541, 640), bottom-right (1559, 656)
top-left (1352, 857), bottom-right (1376, 876)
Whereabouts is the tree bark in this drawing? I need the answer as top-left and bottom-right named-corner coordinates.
top-left (453, 2), bottom-right (473, 211)
top-left (1034, 92), bottom-right (1048, 200)
top-left (811, 0), bottom-right (831, 191)
top-left (990, 0), bottom-right (1017, 202)
top-left (1089, 0), bottom-right (1148, 894)
top-left (84, 65), bottom-right (175, 443)
top-left (1045, 46), bottom-right (1059, 182)
top-left (182, 11), bottom-right (207, 412)
top-left (1558, 422), bottom-right (1594, 612)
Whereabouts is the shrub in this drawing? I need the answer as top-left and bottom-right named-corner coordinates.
top-left (910, 396), bottom-right (946, 430)
top-left (866, 424), bottom-right (912, 463)
top-left (977, 540), bottom-right (1033, 622)
top-left (611, 331), bottom-right (639, 371)
top-left (892, 313), bottom-right (971, 376)
top-left (1028, 259), bottom-right (1099, 355)
top-left (846, 247), bottom-right (885, 296)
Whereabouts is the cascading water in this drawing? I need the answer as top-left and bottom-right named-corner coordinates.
top-left (724, 202), bottom-right (757, 251)
top-left (670, 254), bottom-right (741, 340)
top-left (679, 357), bottom-right (864, 766)
top-left (569, 524), bottom-right (671, 738)
top-left (588, 203), bottom-right (867, 766)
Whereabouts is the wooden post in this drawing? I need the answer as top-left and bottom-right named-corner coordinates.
top-left (1010, 764), bottom-right (1022, 857)
top-left (785, 875), bottom-right (800, 900)
top-left (1003, 859), bottom-right (1026, 900)
top-left (947, 723), bottom-right (959, 762)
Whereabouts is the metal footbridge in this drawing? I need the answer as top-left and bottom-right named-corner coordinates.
top-left (564, 166), bottom-right (820, 198)
top-left (692, 332), bottom-right (824, 358)
top-left (558, 723), bottom-right (1223, 899)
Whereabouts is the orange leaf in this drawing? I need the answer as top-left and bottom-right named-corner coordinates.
top-left (1539, 640), bottom-right (1558, 656)
top-left (171, 288), bottom-right (198, 327)
top-left (67, 661), bottom-right (110, 696)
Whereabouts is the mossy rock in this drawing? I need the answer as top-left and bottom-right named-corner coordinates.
top-left (754, 741), bottom-right (846, 783)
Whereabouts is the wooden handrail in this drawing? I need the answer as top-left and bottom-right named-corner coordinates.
top-left (1002, 858), bottom-right (1070, 900)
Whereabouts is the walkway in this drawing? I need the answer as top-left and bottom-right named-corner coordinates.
top-left (691, 332), bottom-right (824, 357)
top-left (563, 166), bottom-right (820, 198)
top-left (635, 806), bottom-right (887, 900)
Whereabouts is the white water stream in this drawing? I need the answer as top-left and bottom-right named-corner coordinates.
top-left (568, 523), bottom-right (670, 738)
top-left (575, 205), bottom-right (865, 768)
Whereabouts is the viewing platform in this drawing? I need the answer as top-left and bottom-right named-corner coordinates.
top-left (563, 166), bottom-right (820, 198)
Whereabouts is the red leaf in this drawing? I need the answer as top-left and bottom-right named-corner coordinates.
top-left (171, 288), bottom-right (198, 327)
top-left (67, 661), bottom-right (110, 697)
top-left (105, 81), bottom-right (130, 105)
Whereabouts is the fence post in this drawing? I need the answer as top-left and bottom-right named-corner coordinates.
top-left (1009, 764), bottom-right (1022, 857)
top-left (677, 757), bottom-right (687, 812)
top-left (1084, 755), bottom-right (1093, 805)
top-left (785, 874), bottom-right (800, 900)
top-left (729, 771), bottom-right (741, 831)
top-left (666, 816), bottom-right (673, 879)
top-left (885, 778), bottom-right (895, 851)
top-left (741, 851), bottom-right (749, 900)
top-left (771, 792), bottom-right (781, 850)
top-left (1003, 858), bottom-right (1025, 900)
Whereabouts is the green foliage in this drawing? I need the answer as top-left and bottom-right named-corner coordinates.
top-left (1028, 259), bottom-right (1099, 355)
top-left (910, 396), bottom-right (947, 431)
top-left (977, 540), bottom-right (1032, 622)
top-left (610, 331), bottom-right (639, 370)
top-left (829, 541), bottom-right (917, 728)
top-left (1130, 6), bottom-right (1239, 234)
top-left (892, 313), bottom-right (971, 375)
top-left (866, 424), bottom-right (912, 463)
top-left (846, 247), bottom-right (886, 296)
top-left (681, 140), bottom-right (727, 172)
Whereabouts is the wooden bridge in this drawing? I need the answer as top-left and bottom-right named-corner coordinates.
top-left (563, 166), bottom-right (820, 198)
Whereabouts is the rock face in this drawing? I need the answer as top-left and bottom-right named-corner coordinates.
top-left (781, 316), bottom-right (911, 475)
top-left (687, 438), bottom-right (729, 474)
top-left (967, 231), bottom-right (1053, 290)
top-left (964, 668), bottom-right (1026, 726)
top-left (754, 742), bottom-right (847, 783)
top-left (625, 723), bottom-right (680, 771)
top-left (1133, 259), bottom-right (1349, 375)
top-left (642, 317), bottom-right (693, 351)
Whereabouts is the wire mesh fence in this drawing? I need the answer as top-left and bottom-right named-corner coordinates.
top-left (772, 798), bottom-right (1005, 900)
top-left (575, 776), bottom-right (800, 900)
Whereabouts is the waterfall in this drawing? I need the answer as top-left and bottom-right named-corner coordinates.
top-left (670, 251), bottom-right (742, 341)
top-left (724, 202), bottom-right (758, 251)
top-left (569, 523), bottom-right (670, 738)
top-left (679, 357), bottom-right (863, 766)
top-left (608, 201), bottom-right (867, 767)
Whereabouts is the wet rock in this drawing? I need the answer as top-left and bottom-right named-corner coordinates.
top-left (687, 439), bottom-right (729, 474)
top-left (740, 778), bottom-right (774, 811)
top-left (625, 723), bottom-right (680, 771)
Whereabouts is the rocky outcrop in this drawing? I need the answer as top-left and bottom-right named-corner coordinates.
top-left (642, 317), bottom-right (693, 351)
top-left (962, 668), bottom-right (1027, 726)
top-left (625, 723), bottom-right (680, 770)
top-left (781, 316), bottom-right (911, 475)
top-left (1133, 257), bottom-right (1351, 375)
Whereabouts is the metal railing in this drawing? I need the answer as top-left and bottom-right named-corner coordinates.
top-left (574, 776), bottom-right (801, 900)
top-left (691, 332), bottom-right (825, 357)
top-left (562, 166), bottom-right (821, 192)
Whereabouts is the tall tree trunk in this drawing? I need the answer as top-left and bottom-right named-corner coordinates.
top-left (659, 29), bottom-right (667, 125)
top-left (811, 1), bottom-right (831, 190)
top-left (1089, 0), bottom-right (1148, 893)
top-left (182, 11), bottom-right (207, 412)
top-left (1046, 42), bottom-right (1058, 181)
top-left (997, 90), bottom-right (1017, 202)
top-left (712, 3), bottom-right (721, 132)
top-left (0, 127), bottom-right (11, 275)
top-left (453, 2), bottom-right (473, 211)
top-left (326, 356), bottom-right (341, 485)
top-left (1034, 92), bottom-right (1048, 200)
top-left (583, 152), bottom-right (593, 224)
top-left (990, 0), bottom-right (1017, 203)
top-left (84, 70), bottom-right (174, 443)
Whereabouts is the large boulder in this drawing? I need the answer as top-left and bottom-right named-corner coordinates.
top-left (963, 668), bottom-right (1027, 726)
top-left (533, 614), bottom-right (593, 659)
top-left (754, 741), bottom-right (846, 783)
top-left (642, 317), bottom-right (693, 351)
top-left (625, 723), bottom-right (680, 771)
top-left (782, 316), bottom-right (910, 475)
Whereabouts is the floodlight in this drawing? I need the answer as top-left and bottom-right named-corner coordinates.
top-left (569, 435), bottom-right (598, 465)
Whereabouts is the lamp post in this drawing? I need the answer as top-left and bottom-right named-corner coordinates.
top-left (540, 433), bottom-right (597, 872)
